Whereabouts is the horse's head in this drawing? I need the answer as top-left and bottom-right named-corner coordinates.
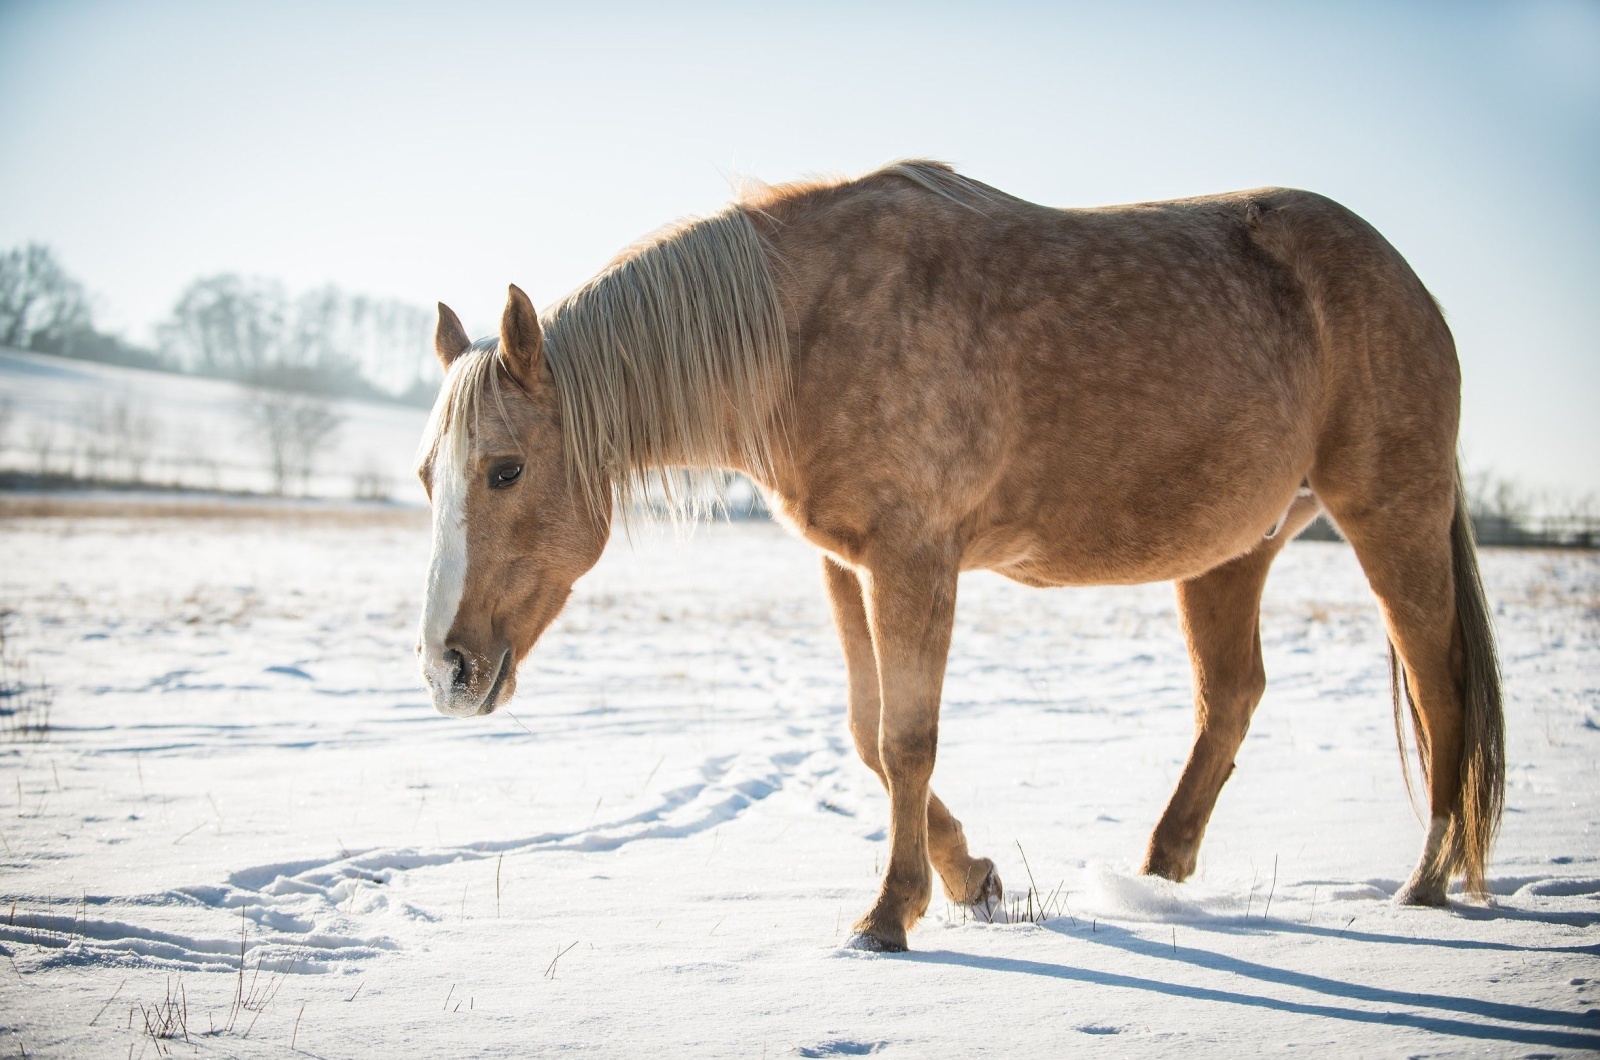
top-left (415, 286), bottom-right (611, 717)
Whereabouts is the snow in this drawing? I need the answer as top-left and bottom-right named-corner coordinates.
top-left (1, 510), bottom-right (1596, 1058)
top-left (0, 348), bottom-right (429, 503)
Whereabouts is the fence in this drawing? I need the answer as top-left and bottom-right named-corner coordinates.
top-left (1298, 513), bottom-right (1599, 550)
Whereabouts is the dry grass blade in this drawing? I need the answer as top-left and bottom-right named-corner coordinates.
top-left (135, 976), bottom-right (191, 1056)
top-left (0, 620), bottom-right (52, 743)
top-left (88, 977), bottom-right (127, 1026)
top-left (544, 941), bottom-right (579, 979)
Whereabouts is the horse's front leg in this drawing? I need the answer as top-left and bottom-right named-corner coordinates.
top-left (845, 545), bottom-right (960, 952)
top-left (822, 558), bottom-right (1001, 912)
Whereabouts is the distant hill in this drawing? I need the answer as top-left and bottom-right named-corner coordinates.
top-left (0, 347), bottom-right (429, 504)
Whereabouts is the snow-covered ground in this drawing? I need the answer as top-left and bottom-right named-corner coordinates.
top-left (0, 348), bottom-right (430, 503)
top-left (0, 514), bottom-right (1596, 1057)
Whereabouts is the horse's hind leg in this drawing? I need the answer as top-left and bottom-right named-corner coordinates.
top-left (822, 558), bottom-right (1002, 911)
top-left (1143, 537), bottom-right (1287, 882)
top-left (1321, 474), bottom-right (1501, 904)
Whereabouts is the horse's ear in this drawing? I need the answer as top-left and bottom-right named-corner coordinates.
top-left (435, 303), bottom-right (471, 369)
top-left (500, 284), bottom-right (544, 389)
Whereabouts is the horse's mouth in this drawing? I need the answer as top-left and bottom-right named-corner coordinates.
top-left (476, 649), bottom-right (512, 716)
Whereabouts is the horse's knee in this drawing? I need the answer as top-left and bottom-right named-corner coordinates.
top-left (878, 723), bottom-right (937, 786)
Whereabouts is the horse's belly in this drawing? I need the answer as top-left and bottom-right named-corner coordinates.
top-left (967, 479), bottom-right (1306, 587)
top-left (986, 539), bottom-right (1247, 587)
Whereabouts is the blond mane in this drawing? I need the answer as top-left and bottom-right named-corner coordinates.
top-left (423, 202), bottom-right (790, 524)
top-left (424, 160), bottom-right (1006, 524)
top-left (543, 204), bottom-right (790, 521)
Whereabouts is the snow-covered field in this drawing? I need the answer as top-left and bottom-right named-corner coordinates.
top-left (0, 348), bottom-right (430, 503)
top-left (1, 513), bottom-right (1597, 1057)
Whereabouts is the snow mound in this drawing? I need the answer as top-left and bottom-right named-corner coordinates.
top-left (1075, 863), bottom-right (1215, 922)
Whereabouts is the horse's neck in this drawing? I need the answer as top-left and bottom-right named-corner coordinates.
top-left (551, 204), bottom-right (795, 504)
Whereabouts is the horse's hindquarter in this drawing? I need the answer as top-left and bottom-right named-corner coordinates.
top-left (771, 182), bottom-right (1328, 584)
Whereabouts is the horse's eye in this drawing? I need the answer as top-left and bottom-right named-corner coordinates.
top-left (489, 463), bottom-right (523, 489)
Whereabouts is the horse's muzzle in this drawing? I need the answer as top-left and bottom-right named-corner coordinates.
top-left (420, 642), bottom-right (511, 718)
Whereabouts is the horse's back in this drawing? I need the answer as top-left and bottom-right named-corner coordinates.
top-left (762, 170), bottom-right (1457, 582)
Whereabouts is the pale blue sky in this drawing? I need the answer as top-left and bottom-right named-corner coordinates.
top-left (2, 0), bottom-right (1596, 497)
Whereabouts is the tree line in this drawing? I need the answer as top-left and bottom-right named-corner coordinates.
top-left (0, 243), bottom-right (439, 406)
top-left (0, 383), bottom-right (371, 500)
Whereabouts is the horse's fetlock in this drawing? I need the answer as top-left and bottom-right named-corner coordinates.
top-left (1201, 719), bottom-right (1249, 747)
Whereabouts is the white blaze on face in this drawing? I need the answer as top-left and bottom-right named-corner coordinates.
top-left (419, 426), bottom-right (470, 712)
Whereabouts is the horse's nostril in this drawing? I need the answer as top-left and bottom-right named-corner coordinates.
top-left (444, 648), bottom-right (468, 689)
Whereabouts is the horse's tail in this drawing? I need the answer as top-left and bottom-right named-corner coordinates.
top-left (1390, 464), bottom-right (1504, 896)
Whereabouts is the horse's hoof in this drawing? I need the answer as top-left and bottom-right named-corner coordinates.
top-left (1395, 878), bottom-right (1449, 906)
top-left (970, 861), bottom-right (1004, 908)
top-left (1143, 861), bottom-right (1189, 884)
top-left (944, 857), bottom-right (1004, 907)
top-left (845, 930), bottom-right (907, 953)
top-left (1141, 842), bottom-right (1197, 883)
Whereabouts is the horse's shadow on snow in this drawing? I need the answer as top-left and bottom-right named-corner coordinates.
top-left (903, 920), bottom-right (1600, 1051)
top-left (1238, 909), bottom-right (1600, 950)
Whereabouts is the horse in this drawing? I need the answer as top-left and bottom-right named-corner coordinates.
top-left (413, 160), bottom-right (1503, 952)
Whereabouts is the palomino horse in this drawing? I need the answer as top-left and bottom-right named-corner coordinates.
top-left (415, 161), bottom-right (1503, 952)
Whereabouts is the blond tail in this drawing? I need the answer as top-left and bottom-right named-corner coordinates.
top-left (1391, 466), bottom-right (1505, 897)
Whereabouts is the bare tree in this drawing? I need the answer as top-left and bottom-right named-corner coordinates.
top-left (159, 275), bottom-right (288, 377)
top-left (74, 397), bottom-right (113, 481)
top-left (106, 395), bottom-right (159, 483)
top-left (0, 244), bottom-right (92, 352)
top-left (25, 421), bottom-right (57, 476)
top-left (241, 388), bottom-right (344, 495)
top-left (352, 456), bottom-right (392, 502)
top-left (159, 275), bottom-right (434, 400)
top-left (315, 289), bottom-right (435, 397)
top-left (288, 397), bottom-right (342, 495)
top-left (1464, 468), bottom-right (1533, 525)
top-left (286, 285), bottom-right (434, 396)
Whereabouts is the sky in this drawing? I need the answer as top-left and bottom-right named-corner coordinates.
top-left (1, 0), bottom-right (1596, 499)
